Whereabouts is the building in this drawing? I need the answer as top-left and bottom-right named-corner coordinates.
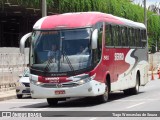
top-left (0, 0), bottom-right (58, 47)
top-left (148, 4), bottom-right (160, 15)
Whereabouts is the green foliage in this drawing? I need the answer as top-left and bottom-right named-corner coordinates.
top-left (10, 0), bottom-right (160, 47)
top-left (57, 0), bottom-right (160, 48)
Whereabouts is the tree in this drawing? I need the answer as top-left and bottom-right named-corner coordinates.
top-left (3, 0), bottom-right (159, 48)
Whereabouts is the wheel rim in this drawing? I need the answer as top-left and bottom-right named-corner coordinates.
top-left (136, 76), bottom-right (139, 92)
top-left (103, 85), bottom-right (108, 101)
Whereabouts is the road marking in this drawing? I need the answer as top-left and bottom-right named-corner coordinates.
top-left (115, 98), bottom-right (160, 102)
top-left (89, 118), bottom-right (97, 120)
top-left (0, 102), bottom-right (42, 104)
top-left (126, 102), bottom-right (145, 109)
top-left (33, 108), bottom-right (48, 111)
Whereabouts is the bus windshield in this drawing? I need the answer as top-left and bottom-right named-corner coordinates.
top-left (30, 28), bottom-right (92, 73)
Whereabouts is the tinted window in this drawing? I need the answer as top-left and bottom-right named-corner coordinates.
top-left (141, 29), bottom-right (147, 47)
top-left (125, 27), bottom-right (128, 47)
top-left (131, 28), bottom-right (135, 47)
top-left (121, 27), bottom-right (126, 46)
top-left (105, 24), bottom-right (113, 46)
top-left (113, 25), bottom-right (119, 46)
top-left (135, 29), bottom-right (140, 47)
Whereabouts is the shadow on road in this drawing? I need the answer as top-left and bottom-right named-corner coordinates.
top-left (108, 91), bottom-right (144, 101)
top-left (20, 91), bottom-right (144, 109)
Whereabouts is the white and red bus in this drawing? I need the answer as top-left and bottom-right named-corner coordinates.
top-left (20, 12), bottom-right (148, 105)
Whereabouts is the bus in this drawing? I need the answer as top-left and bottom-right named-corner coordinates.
top-left (20, 12), bottom-right (149, 106)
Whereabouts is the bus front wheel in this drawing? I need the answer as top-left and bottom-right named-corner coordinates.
top-left (47, 98), bottom-right (58, 106)
top-left (97, 83), bottom-right (109, 103)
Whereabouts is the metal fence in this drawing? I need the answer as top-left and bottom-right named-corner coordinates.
top-left (0, 53), bottom-right (28, 91)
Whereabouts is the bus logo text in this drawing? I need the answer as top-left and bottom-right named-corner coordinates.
top-left (45, 77), bottom-right (59, 80)
top-left (114, 53), bottom-right (124, 61)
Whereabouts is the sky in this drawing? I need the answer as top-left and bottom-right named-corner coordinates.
top-left (134, 0), bottom-right (160, 8)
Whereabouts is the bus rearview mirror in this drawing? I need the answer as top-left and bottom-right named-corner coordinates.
top-left (92, 29), bottom-right (98, 49)
top-left (20, 32), bottom-right (32, 54)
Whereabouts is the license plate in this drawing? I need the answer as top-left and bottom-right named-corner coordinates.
top-left (55, 90), bottom-right (65, 95)
top-left (26, 88), bottom-right (30, 91)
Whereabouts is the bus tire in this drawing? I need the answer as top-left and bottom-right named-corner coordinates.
top-left (97, 82), bottom-right (109, 103)
top-left (47, 98), bottom-right (58, 106)
top-left (130, 73), bottom-right (140, 94)
top-left (124, 74), bottom-right (140, 95)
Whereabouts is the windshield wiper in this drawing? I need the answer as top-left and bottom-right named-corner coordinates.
top-left (62, 51), bottom-right (75, 73)
top-left (44, 51), bottom-right (75, 73)
top-left (44, 55), bottom-right (55, 72)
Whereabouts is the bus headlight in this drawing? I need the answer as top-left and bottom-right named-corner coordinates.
top-left (76, 77), bottom-right (91, 85)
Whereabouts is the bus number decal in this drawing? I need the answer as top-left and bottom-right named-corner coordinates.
top-left (114, 53), bottom-right (124, 61)
top-left (104, 55), bottom-right (109, 60)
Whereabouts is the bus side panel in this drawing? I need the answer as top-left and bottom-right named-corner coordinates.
top-left (134, 48), bottom-right (149, 85)
top-left (102, 48), bottom-right (148, 91)
top-left (102, 47), bottom-right (131, 91)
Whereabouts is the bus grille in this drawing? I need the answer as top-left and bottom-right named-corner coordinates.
top-left (41, 83), bottom-right (78, 88)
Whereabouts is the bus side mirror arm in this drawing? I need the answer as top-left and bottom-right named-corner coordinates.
top-left (20, 32), bottom-right (32, 54)
top-left (92, 29), bottom-right (98, 49)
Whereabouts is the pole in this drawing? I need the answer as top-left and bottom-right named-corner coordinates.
top-left (144, 0), bottom-right (149, 54)
top-left (144, 0), bottom-right (147, 28)
top-left (42, 0), bottom-right (47, 17)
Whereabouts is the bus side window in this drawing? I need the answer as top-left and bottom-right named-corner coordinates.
top-left (110, 25), bottom-right (114, 46)
top-left (144, 30), bottom-right (147, 47)
top-left (121, 27), bottom-right (126, 46)
top-left (93, 22), bottom-right (103, 66)
top-left (105, 24), bottom-right (112, 46)
top-left (114, 25), bottom-right (119, 47)
top-left (128, 28), bottom-right (132, 47)
top-left (135, 29), bottom-right (139, 47)
top-left (98, 26), bottom-right (103, 59)
top-left (112, 26), bottom-right (115, 46)
top-left (144, 30), bottom-right (147, 40)
top-left (132, 28), bottom-right (135, 47)
top-left (139, 29), bottom-right (142, 47)
top-left (141, 30), bottom-right (144, 47)
top-left (118, 26), bottom-right (122, 46)
top-left (125, 27), bottom-right (128, 47)
top-left (141, 29), bottom-right (147, 48)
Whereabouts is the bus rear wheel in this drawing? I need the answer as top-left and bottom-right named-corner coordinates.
top-left (47, 98), bottom-right (58, 106)
top-left (124, 74), bottom-right (140, 95)
top-left (97, 83), bottom-right (109, 103)
top-left (131, 74), bottom-right (140, 94)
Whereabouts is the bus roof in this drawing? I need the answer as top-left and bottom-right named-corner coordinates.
top-left (33, 12), bottom-right (146, 30)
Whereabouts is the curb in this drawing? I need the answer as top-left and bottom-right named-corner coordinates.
top-left (0, 89), bottom-right (17, 101)
top-left (0, 95), bottom-right (16, 101)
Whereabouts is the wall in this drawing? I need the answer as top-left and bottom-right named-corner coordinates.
top-left (0, 48), bottom-right (29, 91)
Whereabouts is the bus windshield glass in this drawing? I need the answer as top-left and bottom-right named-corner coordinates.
top-left (31, 28), bottom-right (92, 73)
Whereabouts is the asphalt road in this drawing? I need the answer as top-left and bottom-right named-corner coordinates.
top-left (0, 77), bottom-right (160, 120)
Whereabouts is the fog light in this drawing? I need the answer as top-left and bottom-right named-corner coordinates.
top-left (88, 87), bottom-right (92, 92)
top-left (16, 89), bottom-right (20, 93)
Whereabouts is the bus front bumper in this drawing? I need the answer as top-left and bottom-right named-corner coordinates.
top-left (30, 80), bottom-right (105, 99)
